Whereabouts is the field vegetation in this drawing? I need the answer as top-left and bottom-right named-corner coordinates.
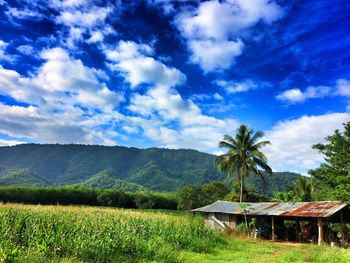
top-left (1, 203), bottom-right (349, 263)
top-left (0, 203), bottom-right (224, 262)
top-left (0, 186), bottom-right (177, 210)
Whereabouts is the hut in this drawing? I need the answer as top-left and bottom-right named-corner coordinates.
top-left (192, 201), bottom-right (350, 246)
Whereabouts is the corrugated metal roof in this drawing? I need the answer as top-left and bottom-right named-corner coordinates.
top-left (192, 201), bottom-right (347, 218)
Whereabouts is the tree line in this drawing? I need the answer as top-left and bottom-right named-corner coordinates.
top-left (0, 186), bottom-right (177, 210)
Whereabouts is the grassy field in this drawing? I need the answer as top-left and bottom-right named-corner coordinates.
top-left (182, 238), bottom-right (350, 263)
top-left (0, 204), bottom-right (349, 263)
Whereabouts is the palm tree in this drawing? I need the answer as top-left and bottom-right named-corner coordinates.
top-left (293, 177), bottom-right (314, 202)
top-left (215, 125), bottom-right (272, 202)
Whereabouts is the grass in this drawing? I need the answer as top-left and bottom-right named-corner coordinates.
top-left (0, 203), bottom-right (349, 263)
top-left (182, 237), bottom-right (350, 263)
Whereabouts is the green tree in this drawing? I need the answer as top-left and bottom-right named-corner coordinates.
top-left (293, 177), bottom-right (314, 202)
top-left (273, 177), bottom-right (315, 202)
top-left (309, 122), bottom-right (350, 202)
top-left (176, 186), bottom-right (208, 210)
top-left (201, 181), bottom-right (229, 203)
top-left (215, 125), bottom-right (272, 202)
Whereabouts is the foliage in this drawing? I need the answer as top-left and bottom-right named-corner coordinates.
top-left (177, 181), bottom-right (232, 210)
top-left (215, 125), bottom-right (272, 202)
top-left (201, 181), bottom-right (230, 203)
top-left (0, 204), bottom-right (225, 262)
top-left (273, 176), bottom-right (315, 202)
top-left (0, 186), bottom-right (177, 210)
top-left (226, 182), bottom-right (270, 202)
top-left (244, 172), bottom-right (302, 196)
top-left (309, 122), bottom-right (350, 202)
top-left (177, 186), bottom-right (208, 210)
top-left (0, 167), bottom-right (49, 186)
top-left (79, 169), bottom-right (148, 192)
top-left (0, 144), bottom-right (224, 192)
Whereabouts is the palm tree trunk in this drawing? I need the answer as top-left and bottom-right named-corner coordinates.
top-left (240, 173), bottom-right (244, 203)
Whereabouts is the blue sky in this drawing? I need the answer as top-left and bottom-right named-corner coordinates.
top-left (0, 0), bottom-right (349, 174)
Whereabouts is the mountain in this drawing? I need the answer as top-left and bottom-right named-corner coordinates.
top-left (79, 169), bottom-right (148, 192)
top-left (0, 144), bottom-right (302, 193)
top-left (0, 167), bottom-right (49, 186)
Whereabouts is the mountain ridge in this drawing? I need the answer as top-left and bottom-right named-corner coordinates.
top-left (0, 144), bottom-right (303, 193)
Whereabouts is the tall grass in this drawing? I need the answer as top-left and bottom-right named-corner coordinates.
top-left (0, 204), bottom-right (225, 262)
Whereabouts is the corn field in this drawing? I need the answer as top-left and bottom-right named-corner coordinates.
top-left (0, 203), bottom-right (225, 262)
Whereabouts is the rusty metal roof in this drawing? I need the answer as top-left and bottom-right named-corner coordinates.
top-left (191, 201), bottom-right (347, 218)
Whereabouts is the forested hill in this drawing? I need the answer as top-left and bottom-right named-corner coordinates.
top-left (0, 144), bottom-right (302, 192)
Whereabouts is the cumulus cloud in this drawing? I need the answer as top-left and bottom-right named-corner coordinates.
top-left (16, 44), bottom-right (34, 55)
top-left (51, 0), bottom-right (116, 47)
top-left (105, 40), bottom-right (186, 88)
top-left (188, 39), bottom-right (244, 72)
top-left (336, 79), bottom-right (350, 97)
top-left (276, 79), bottom-right (350, 104)
top-left (5, 6), bottom-right (45, 21)
top-left (56, 7), bottom-right (112, 28)
top-left (175, 0), bottom-right (283, 72)
top-left (0, 47), bottom-right (124, 144)
top-left (215, 79), bottom-right (270, 94)
top-left (0, 40), bottom-right (15, 62)
top-left (104, 40), bottom-right (240, 151)
top-left (276, 86), bottom-right (330, 103)
top-left (264, 112), bottom-right (350, 173)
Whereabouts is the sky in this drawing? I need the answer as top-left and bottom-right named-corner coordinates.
top-left (0, 0), bottom-right (349, 174)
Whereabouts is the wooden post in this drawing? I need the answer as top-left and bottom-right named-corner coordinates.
top-left (317, 218), bottom-right (324, 245)
top-left (295, 219), bottom-right (300, 242)
top-left (340, 211), bottom-right (345, 247)
top-left (272, 216), bottom-right (276, 241)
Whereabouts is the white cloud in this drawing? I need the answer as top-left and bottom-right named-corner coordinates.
top-left (146, 0), bottom-right (177, 15)
top-left (53, 0), bottom-right (88, 8)
top-left (215, 79), bottom-right (269, 94)
top-left (276, 88), bottom-right (304, 103)
top-left (56, 7), bottom-right (112, 28)
top-left (5, 7), bottom-right (45, 21)
top-left (336, 79), bottom-right (350, 97)
top-left (0, 47), bottom-right (124, 145)
top-left (104, 40), bottom-right (154, 62)
top-left (175, 0), bottom-right (283, 72)
top-left (115, 57), bottom-right (186, 88)
top-left (277, 79), bottom-right (350, 104)
top-left (0, 40), bottom-right (15, 62)
top-left (16, 44), bottom-right (34, 55)
top-left (104, 40), bottom-right (240, 152)
top-left (188, 39), bottom-right (244, 72)
top-left (66, 27), bottom-right (85, 48)
top-left (191, 93), bottom-right (224, 101)
top-left (276, 86), bottom-right (330, 103)
top-left (0, 103), bottom-right (117, 145)
top-left (213, 93), bottom-right (224, 101)
top-left (51, 1), bottom-right (116, 47)
top-left (87, 31), bottom-right (104, 43)
top-left (105, 40), bottom-right (186, 88)
top-left (125, 79), bottom-right (239, 151)
top-left (264, 112), bottom-right (350, 173)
